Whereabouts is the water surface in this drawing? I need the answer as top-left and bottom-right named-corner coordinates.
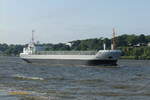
top-left (0, 57), bottom-right (150, 100)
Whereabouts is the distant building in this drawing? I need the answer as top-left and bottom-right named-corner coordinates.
top-left (148, 42), bottom-right (150, 46)
top-left (133, 43), bottom-right (147, 47)
top-left (65, 42), bottom-right (72, 47)
top-left (133, 43), bottom-right (140, 47)
top-left (128, 43), bottom-right (133, 46)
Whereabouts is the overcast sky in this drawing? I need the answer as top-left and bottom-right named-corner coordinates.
top-left (1, 0), bottom-right (150, 44)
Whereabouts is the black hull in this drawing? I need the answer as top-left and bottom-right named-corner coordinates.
top-left (22, 59), bottom-right (118, 66)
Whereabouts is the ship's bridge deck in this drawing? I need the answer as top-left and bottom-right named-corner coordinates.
top-left (34, 51), bottom-right (98, 55)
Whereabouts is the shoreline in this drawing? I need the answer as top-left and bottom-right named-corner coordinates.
top-left (120, 56), bottom-right (150, 60)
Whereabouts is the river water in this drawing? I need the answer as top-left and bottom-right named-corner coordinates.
top-left (0, 57), bottom-right (150, 100)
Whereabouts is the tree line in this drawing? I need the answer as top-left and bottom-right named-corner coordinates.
top-left (0, 34), bottom-right (150, 59)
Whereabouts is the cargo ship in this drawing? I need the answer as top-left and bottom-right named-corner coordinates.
top-left (20, 29), bottom-right (122, 66)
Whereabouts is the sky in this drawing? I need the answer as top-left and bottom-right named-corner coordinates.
top-left (1, 0), bottom-right (150, 44)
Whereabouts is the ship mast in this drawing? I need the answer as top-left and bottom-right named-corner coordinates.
top-left (32, 30), bottom-right (35, 44)
top-left (112, 28), bottom-right (116, 50)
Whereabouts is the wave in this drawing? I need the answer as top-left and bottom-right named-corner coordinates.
top-left (13, 74), bottom-right (44, 81)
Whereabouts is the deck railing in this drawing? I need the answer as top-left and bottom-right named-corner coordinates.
top-left (34, 51), bottom-right (98, 55)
